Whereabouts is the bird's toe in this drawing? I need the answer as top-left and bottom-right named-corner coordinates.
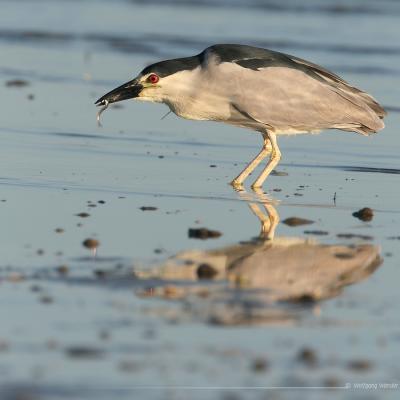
top-left (251, 182), bottom-right (263, 190)
top-left (230, 180), bottom-right (244, 190)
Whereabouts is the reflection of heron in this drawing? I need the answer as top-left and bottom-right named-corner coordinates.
top-left (136, 194), bottom-right (382, 325)
top-left (235, 187), bottom-right (280, 240)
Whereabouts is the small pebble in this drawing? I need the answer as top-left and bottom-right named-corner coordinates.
top-left (282, 217), bottom-right (314, 227)
top-left (324, 376), bottom-right (340, 387)
top-left (56, 265), bottom-right (69, 275)
top-left (163, 286), bottom-right (181, 298)
top-left (287, 294), bottom-right (316, 304)
top-left (6, 79), bottom-right (29, 87)
top-left (251, 357), bottom-right (269, 372)
top-left (0, 340), bottom-right (10, 352)
top-left (352, 207), bottom-right (374, 222)
top-left (304, 230), bottom-right (329, 236)
top-left (188, 228), bottom-right (222, 240)
top-left (297, 347), bottom-right (318, 367)
top-left (40, 295), bottom-right (53, 304)
top-left (65, 346), bottom-right (104, 359)
top-left (118, 360), bottom-right (140, 373)
top-left (94, 269), bottom-right (106, 278)
top-left (197, 263), bottom-right (218, 279)
top-left (76, 212), bottom-right (90, 218)
top-left (82, 238), bottom-right (99, 249)
top-left (337, 233), bottom-right (373, 241)
top-left (99, 330), bottom-right (111, 341)
top-left (271, 170), bottom-right (288, 176)
top-left (46, 339), bottom-right (58, 350)
top-left (347, 359), bottom-right (372, 372)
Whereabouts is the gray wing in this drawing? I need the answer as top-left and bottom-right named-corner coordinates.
top-left (206, 44), bottom-right (386, 134)
top-left (289, 54), bottom-right (386, 120)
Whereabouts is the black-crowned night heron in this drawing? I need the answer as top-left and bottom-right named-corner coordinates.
top-left (95, 44), bottom-right (386, 188)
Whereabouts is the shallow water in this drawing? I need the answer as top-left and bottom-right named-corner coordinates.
top-left (1, 0), bottom-right (400, 399)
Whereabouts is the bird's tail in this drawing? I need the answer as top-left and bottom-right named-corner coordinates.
top-left (332, 85), bottom-right (386, 135)
top-left (351, 89), bottom-right (387, 120)
top-left (353, 120), bottom-right (385, 135)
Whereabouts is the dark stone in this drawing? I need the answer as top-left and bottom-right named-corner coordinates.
top-left (297, 347), bottom-right (318, 367)
top-left (65, 346), bottom-right (104, 359)
top-left (82, 238), bottom-right (99, 249)
top-left (282, 217), bottom-right (314, 227)
top-left (352, 207), bottom-right (374, 221)
top-left (94, 269), bottom-right (106, 278)
top-left (76, 212), bottom-right (90, 218)
top-left (197, 263), bottom-right (218, 279)
top-left (337, 233), bottom-right (373, 241)
top-left (56, 265), bottom-right (69, 275)
top-left (251, 357), bottom-right (269, 372)
top-left (188, 228), bottom-right (222, 239)
top-left (304, 230), bottom-right (329, 236)
top-left (6, 79), bottom-right (29, 87)
top-left (347, 359), bottom-right (372, 372)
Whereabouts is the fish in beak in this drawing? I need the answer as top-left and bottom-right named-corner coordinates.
top-left (94, 79), bottom-right (144, 126)
top-left (95, 79), bottom-right (143, 106)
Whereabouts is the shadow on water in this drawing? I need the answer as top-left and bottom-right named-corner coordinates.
top-left (38, 189), bottom-right (382, 327)
top-left (132, 189), bottom-right (382, 325)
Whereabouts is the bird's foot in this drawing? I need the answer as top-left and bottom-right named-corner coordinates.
top-left (251, 186), bottom-right (266, 196)
top-left (229, 180), bottom-right (244, 191)
top-left (250, 182), bottom-right (262, 190)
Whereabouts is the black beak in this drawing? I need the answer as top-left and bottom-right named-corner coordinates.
top-left (95, 79), bottom-right (143, 106)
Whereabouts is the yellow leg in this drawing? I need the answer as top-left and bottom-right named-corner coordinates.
top-left (230, 136), bottom-right (271, 188)
top-left (251, 131), bottom-right (281, 189)
top-left (248, 201), bottom-right (279, 240)
top-left (262, 202), bottom-right (280, 240)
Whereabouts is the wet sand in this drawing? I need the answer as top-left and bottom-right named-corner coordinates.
top-left (1, 0), bottom-right (400, 399)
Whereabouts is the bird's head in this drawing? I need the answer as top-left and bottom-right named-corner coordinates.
top-left (95, 56), bottom-right (201, 107)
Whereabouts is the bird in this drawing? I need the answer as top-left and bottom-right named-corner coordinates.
top-left (95, 44), bottom-right (386, 188)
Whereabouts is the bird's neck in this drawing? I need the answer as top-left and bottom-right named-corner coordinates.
top-left (161, 68), bottom-right (204, 119)
top-left (162, 68), bottom-right (229, 121)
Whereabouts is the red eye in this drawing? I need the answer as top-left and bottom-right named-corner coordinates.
top-left (148, 74), bottom-right (159, 84)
